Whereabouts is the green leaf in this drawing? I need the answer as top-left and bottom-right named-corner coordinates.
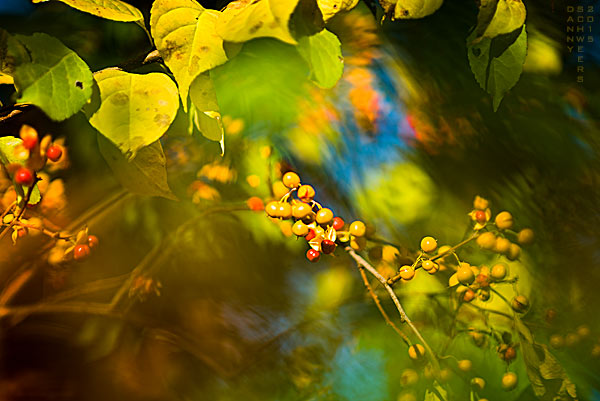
top-left (474, 0), bottom-right (526, 41)
top-left (6, 33), bottom-right (93, 121)
top-left (467, 25), bottom-right (527, 111)
top-left (382, 0), bottom-right (444, 20)
top-left (316, 0), bottom-right (359, 22)
top-left (97, 135), bottom-right (177, 200)
top-left (150, 0), bottom-right (228, 112)
top-left (86, 68), bottom-right (179, 157)
top-left (189, 73), bottom-right (225, 154)
top-left (215, 0), bottom-right (299, 45)
top-left (31, 0), bottom-right (143, 22)
top-left (516, 319), bottom-right (578, 401)
top-left (297, 29), bottom-right (343, 89)
top-left (0, 136), bottom-right (41, 205)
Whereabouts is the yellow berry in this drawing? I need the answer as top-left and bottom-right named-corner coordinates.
top-left (471, 377), bottom-right (485, 390)
top-left (350, 236), bottom-right (367, 251)
top-left (457, 359), bottom-right (472, 372)
top-left (272, 181), bottom-right (288, 198)
top-left (577, 325), bottom-right (590, 338)
top-left (278, 202), bottom-right (292, 219)
top-left (507, 243), bottom-right (521, 260)
top-left (316, 208), bottom-right (334, 225)
top-left (349, 220), bottom-right (366, 237)
top-left (490, 263), bottom-right (508, 280)
top-left (399, 369), bottom-right (419, 386)
top-left (511, 295), bottom-right (529, 313)
top-left (476, 232), bottom-right (497, 250)
top-left (420, 236), bottom-right (437, 253)
top-left (549, 334), bottom-right (564, 349)
top-left (381, 245), bottom-right (399, 263)
top-left (292, 203), bottom-right (313, 219)
top-left (265, 201), bottom-right (279, 217)
top-left (518, 228), bottom-right (534, 245)
top-left (501, 372), bottom-right (518, 391)
top-left (408, 344), bottom-right (425, 360)
top-left (399, 265), bottom-right (415, 280)
top-left (297, 184), bottom-right (315, 202)
top-left (457, 265), bottom-right (475, 285)
top-left (494, 237), bottom-right (511, 254)
top-left (495, 211), bottom-right (514, 230)
top-left (591, 344), bottom-right (600, 358)
top-left (421, 260), bottom-right (438, 273)
top-left (292, 221), bottom-right (309, 237)
top-left (282, 171), bottom-right (301, 188)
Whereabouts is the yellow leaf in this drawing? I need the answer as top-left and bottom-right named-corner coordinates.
top-left (150, 0), bottom-right (228, 111)
top-left (389, 0), bottom-right (444, 20)
top-left (0, 72), bottom-right (13, 85)
top-left (317, 0), bottom-right (359, 22)
top-left (480, 0), bottom-right (526, 40)
top-left (189, 73), bottom-right (225, 152)
top-left (215, 0), bottom-right (299, 45)
top-left (32, 0), bottom-right (143, 22)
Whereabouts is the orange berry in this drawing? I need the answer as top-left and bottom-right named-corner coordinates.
top-left (282, 171), bottom-right (300, 188)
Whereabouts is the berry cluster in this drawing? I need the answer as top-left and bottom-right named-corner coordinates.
top-left (8, 124), bottom-right (64, 188)
top-left (47, 227), bottom-right (99, 265)
top-left (264, 172), bottom-right (367, 262)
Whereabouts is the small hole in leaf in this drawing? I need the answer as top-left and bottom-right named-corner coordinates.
top-left (75, 81), bottom-right (83, 89)
top-left (472, 48), bottom-right (481, 57)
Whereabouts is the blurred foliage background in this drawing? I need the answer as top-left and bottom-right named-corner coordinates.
top-left (1, 0), bottom-right (600, 400)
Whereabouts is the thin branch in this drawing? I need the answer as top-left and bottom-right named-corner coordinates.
top-left (346, 247), bottom-right (440, 373)
top-left (387, 233), bottom-right (479, 285)
top-left (357, 266), bottom-right (410, 345)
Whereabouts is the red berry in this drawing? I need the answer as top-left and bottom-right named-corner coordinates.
top-left (321, 239), bottom-right (336, 254)
top-left (46, 145), bottom-right (63, 162)
top-left (87, 235), bottom-right (99, 248)
top-left (305, 228), bottom-right (316, 241)
top-left (306, 248), bottom-right (320, 262)
top-left (332, 217), bottom-right (345, 230)
top-left (74, 244), bottom-right (91, 261)
top-left (474, 210), bottom-right (486, 224)
top-left (14, 167), bottom-right (34, 186)
top-left (504, 347), bottom-right (517, 362)
top-left (246, 196), bottom-right (264, 211)
top-left (20, 127), bottom-right (38, 150)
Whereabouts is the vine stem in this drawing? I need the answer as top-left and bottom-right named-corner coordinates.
top-left (345, 247), bottom-right (441, 373)
top-left (357, 266), bottom-right (410, 345)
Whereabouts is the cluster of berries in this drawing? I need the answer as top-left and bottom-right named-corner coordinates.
top-left (47, 227), bottom-right (99, 265)
top-left (8, 125), bottom-right (63, 187)
top-left (264, 172), bottom-right (367, 262)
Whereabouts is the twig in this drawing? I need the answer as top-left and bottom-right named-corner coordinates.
top-left (346, 247), bottom-right (440, 372)
top-left (387, 233), bottom-right (479, 285)
top-left (357, 266), bottom-right (410, 345)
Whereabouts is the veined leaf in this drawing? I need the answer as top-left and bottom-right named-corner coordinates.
top-left (189, 73), bottom-right (225, 154)
top-left (86, 69), bottom-right (179, 157)
top-left (150, 0), bottom-right (228, 112)
top-left (317, 0), bottom-right (359, 22)
top-left (297, 29), bottom-right (343, 88)
top-left (215, 0), bottom-right (299, 45)
top-left (31, 0), bottom-right (143, 22)
top-left (7, 33), bottom-right (93, 121)
top-left (475, 0), bottom-right (526, 41)
top-left (516, 319), bottom-right (578, 401)
top-left (467, 25), bottom-right (527, 111)
top-left (98, 135), bottom-right (177, 200)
